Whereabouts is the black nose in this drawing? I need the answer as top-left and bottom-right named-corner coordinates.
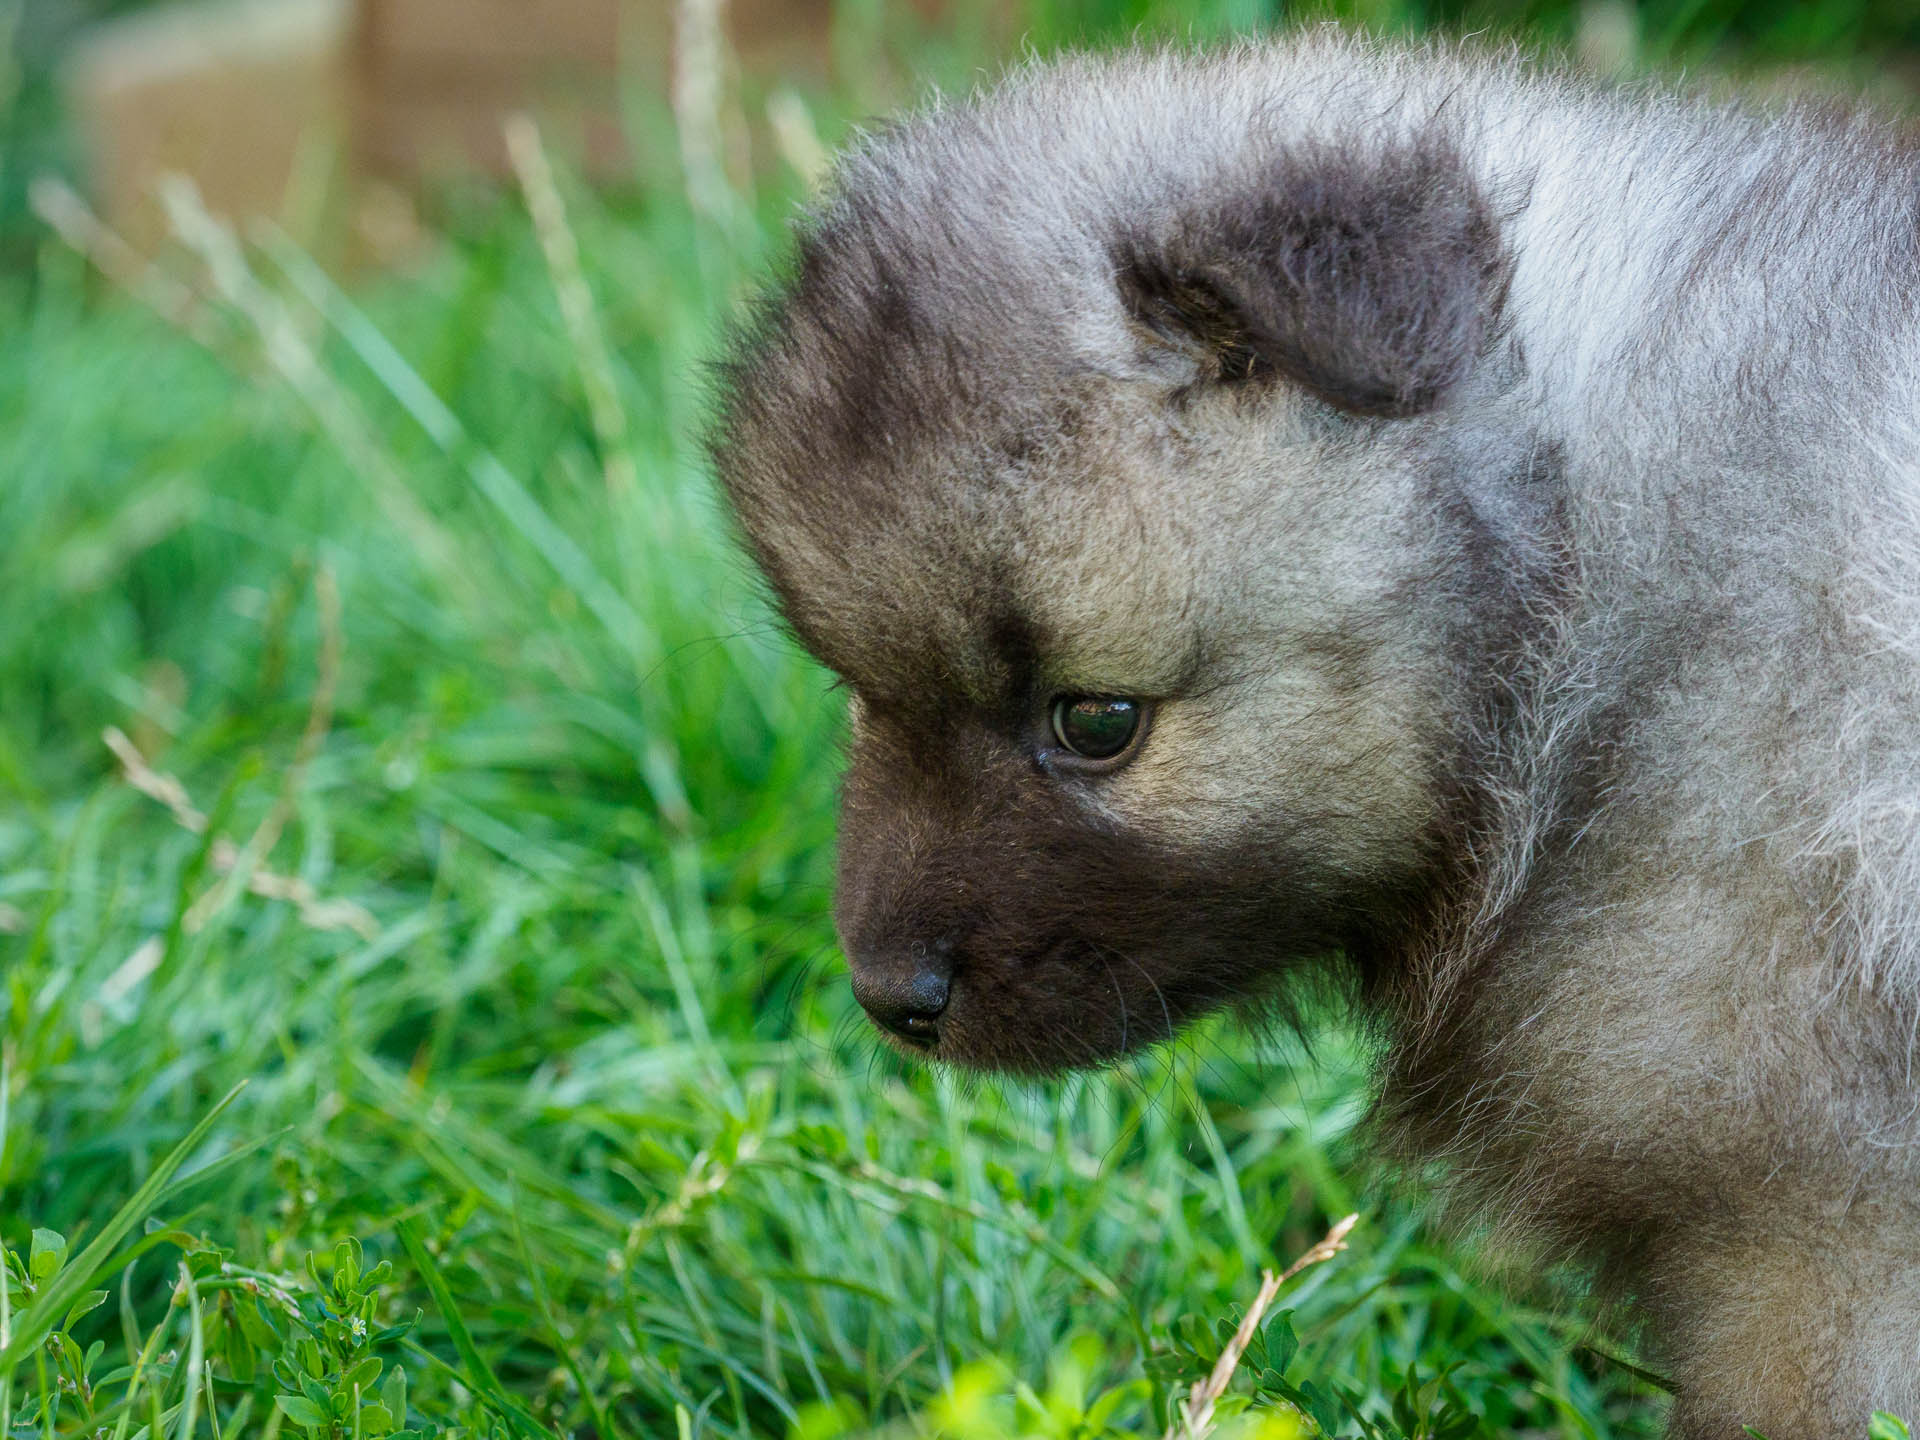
top-left (850, 940), bottom-right (953, 1046)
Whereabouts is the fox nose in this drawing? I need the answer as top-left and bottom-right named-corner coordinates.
top-left (850, 939), bottom-right (954, 1046)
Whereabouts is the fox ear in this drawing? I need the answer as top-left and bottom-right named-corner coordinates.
top-left (1117, 137), bottom-right (1510, 418)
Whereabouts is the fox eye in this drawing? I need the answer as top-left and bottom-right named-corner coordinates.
top-left (1050, 697), bottom-right (1144, 761)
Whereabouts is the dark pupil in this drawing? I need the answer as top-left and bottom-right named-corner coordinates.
top-left (1053, 698), bottom-right (1139, 759)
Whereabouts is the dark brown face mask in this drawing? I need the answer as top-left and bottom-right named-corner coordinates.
top-left (832, 700), bottom-right (1430, 1074)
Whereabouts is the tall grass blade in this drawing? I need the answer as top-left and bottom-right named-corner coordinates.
top-left (395, 1219), bottom-right (547, 1439)
top-left (0, 1082), bottom-right (245, 1376)
top-left (259, 233), bottom-right (654, 669)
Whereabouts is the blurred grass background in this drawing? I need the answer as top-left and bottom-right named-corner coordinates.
top-left (1, 1), bottom-right (1917, 1437)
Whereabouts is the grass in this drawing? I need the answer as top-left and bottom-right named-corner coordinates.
top-left (1, 2), bottom-right (1915, 1436)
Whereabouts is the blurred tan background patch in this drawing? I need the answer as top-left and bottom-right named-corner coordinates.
top-left (57, 0), bottom-right (986, 257)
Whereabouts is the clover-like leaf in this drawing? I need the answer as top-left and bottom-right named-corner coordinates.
top-left (62, 1289), bottom-right (108, 1330)
top-left (381, 1365), bottom-right (409, 1426)
top-left (29, 1229), bottom-right (67, 1282)
top-left (276, 1393), bottom-right (331, 1430)
top-left (1262, 1311), bottom-right (1300, 1376)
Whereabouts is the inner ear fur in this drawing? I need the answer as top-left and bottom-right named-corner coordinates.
top-left (1118, 136), bottom-right (1511, 418)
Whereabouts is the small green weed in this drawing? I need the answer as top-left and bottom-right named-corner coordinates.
top-left (1, 1215), bottom-right (519, 1440)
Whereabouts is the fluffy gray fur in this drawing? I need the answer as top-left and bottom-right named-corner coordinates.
top-left (712, 31), bottom-right (1920, 1435)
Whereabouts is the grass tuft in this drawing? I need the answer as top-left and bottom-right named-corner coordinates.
top-left (2, 2), bottom-right (1913, 1435)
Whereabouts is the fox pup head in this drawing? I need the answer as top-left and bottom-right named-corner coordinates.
top-left (712, 52), bottom-right (1527, 1072)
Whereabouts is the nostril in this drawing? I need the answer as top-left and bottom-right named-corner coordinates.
top-left (850, 943), bottom-right (954, 1047)
top-left (897, 965), bottom-right (951, 1015)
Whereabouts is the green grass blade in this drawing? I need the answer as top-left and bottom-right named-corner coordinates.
top-left (171, 1265), bottom-right (203, 1440)
top-left (395, 1218), bottom-right (548, 1439)
top-left (258, 232), bottom-right (654, 669)
top-left (1576, 1345), bottom-right (1678, 1396)
top-left (0, 1082), bottom-right (246, 1377)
